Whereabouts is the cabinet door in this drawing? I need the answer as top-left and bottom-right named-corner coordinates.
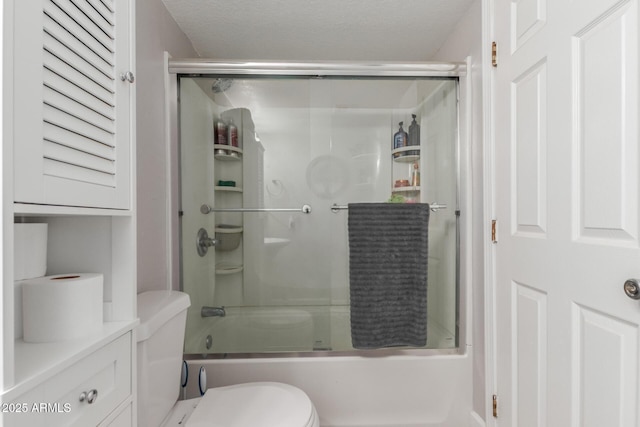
top-left (13, 0), bottom-right (133, 209)
top-left (4, 332), bottom-right (131, 427)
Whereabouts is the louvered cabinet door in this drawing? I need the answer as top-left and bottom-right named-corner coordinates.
top-left (13, 0), bottom-right (133, 210)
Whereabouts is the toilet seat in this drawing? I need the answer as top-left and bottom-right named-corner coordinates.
top-left (184, 382), bottom-right (319, 427)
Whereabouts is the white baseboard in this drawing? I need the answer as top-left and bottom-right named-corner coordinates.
top-left (322, 413), bottom-right (486, 427)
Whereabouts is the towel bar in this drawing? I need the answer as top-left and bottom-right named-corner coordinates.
top-left (330, 203), bottom-right (447, 213)
top-left (201, 204), bottom-right (312, 214)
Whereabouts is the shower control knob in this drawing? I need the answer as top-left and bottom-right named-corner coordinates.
top-left (623, 279), bottom-right (640, 300)
top-left (120, 71), bottom-right (135, 83)
top-left (196, 228), bottom-right (218, 257)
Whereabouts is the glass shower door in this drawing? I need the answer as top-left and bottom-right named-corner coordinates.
top-left (179, 75), bottom-right (460, 355)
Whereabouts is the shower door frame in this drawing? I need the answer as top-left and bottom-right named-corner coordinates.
top-left (171, 59), bottom-right (470, 357)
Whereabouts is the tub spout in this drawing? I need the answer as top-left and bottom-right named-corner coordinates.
top-left (201, 306), bottom-right (226, 317)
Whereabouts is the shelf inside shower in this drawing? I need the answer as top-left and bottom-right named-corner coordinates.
top-left (215, 263), bottom-right (243, 275)
top-left (392, 146), bottom-right (421, 163)
top-left (214, 225), bottom-right (243, 251)
top-left (214, 144), bottom-right (243, 160)
top-left (391, 185), bottom-right (420, 193)
top-left (214, 186), bottom-right (243, 192)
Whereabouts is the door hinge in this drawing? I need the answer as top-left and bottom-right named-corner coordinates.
top-left (493, 394), bottom-right (498, 417)
top-left (491, 219), bottom-right (498, 243)
top-left (492, 42), bottom-right (498, 67)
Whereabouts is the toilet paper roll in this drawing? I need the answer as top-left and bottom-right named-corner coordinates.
top-left (22, 273), bottom-right (103, 343)
top-left (14, 223), bottom-right (48, 281)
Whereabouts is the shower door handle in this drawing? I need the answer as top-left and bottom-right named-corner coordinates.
top-left (623, 279), bottom-right (640, 300)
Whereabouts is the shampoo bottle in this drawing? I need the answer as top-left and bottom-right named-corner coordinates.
top-left (408, 114), bottom-right (420, 145)
top-left (407, 114), bottom-right (420, 156)
top-left (214, 118), bottom-right (227, 146)
top-left (228, 119), bottom-right (238, 148)
top-left (393, 121), bottom-right (408, 158)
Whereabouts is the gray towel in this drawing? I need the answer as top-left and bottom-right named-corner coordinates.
top-left (348, 202), bottom-right (429, 349)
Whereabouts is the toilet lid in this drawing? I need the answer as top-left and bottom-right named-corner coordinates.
top-left (185, 382), bottom-right (315, 427)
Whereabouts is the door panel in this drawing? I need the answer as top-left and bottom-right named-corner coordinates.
top-left (572, 305), bottom-right (638, 427)
top-left (573, 3), bottom-right (639, 244)
top-left (512, 59), bottom-right (547, 237)
top-left (513, 281), bottom-right (547, 427)
top-left (495, 0), bottom-right (640, 425)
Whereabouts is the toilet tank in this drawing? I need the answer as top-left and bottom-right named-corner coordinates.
top-left (137, 291), bottom-right (191, 427)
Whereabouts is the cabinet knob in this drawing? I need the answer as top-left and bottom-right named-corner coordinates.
top-left (120, 71), bottom-right (135, 83)
top-left (79, 389), bottom-right (98, 404)
top-left (87, 389), bottom-right (98, 404)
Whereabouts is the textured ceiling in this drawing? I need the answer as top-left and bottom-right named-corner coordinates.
top-left (160, 0), bottom-right (475, 61)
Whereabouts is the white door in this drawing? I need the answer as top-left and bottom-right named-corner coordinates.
top-left (494, 0), bottom-right (640, 425)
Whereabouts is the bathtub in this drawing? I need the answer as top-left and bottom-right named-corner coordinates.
top-left (184, 351), bottom-right (471, 427)
top-left (184, 310), bottom-right (471, 426)
top-left (184, 308), bottom-right (471, 426)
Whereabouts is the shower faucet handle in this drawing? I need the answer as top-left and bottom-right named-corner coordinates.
top-left (196, 228), bottom-right (218, 257)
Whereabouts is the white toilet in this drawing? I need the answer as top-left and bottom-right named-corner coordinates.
top-left (137, 290), bottom-right (320, 427)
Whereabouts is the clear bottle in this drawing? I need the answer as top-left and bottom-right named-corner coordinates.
top-left (393, 121), bottom-right (408, 158)
top-left (411, 162), bottom-right (421, 187)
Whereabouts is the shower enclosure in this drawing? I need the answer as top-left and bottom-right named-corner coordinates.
top-left (177, 62), bottom-right (462, 355)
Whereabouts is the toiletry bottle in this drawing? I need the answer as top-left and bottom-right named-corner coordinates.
top-left (411, 162), bottom-right (421, 187)
top-left (228, 119), bottom-right (238, 148)
top-left (214, 118), bottom-right (227, 146)
top-left (408, 114), bottom-right (420, 156)
top-left (393, 121), bottom-right (408, 158)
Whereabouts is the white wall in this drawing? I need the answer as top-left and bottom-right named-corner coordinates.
top-left (135, 0), bottom-right (197, 294)
top-left (431, 0), bottom-right (486, 421)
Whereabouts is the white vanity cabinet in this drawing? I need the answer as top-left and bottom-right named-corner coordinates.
top-left (5, 331), bottom-right (134, 427)
top-left (2, 1), bottom-right (138, 426)
top-left (12, 0), bottom-right (134, 210)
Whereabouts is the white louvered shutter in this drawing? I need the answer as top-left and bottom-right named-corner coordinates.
top-left (13, 0), bottom-right (132, 209)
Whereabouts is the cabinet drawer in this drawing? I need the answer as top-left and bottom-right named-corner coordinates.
top-left (44, 332), bottom-right (132, 426)
top-left (100, 402), bottom-right (133, 427)
top-left (2, 332), bottom-right (131, 427)
top-left (5, 332), bottom-right (132, 427)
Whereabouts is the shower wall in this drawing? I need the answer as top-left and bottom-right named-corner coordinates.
top-left (180, 77), bottom-right (459, 353)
